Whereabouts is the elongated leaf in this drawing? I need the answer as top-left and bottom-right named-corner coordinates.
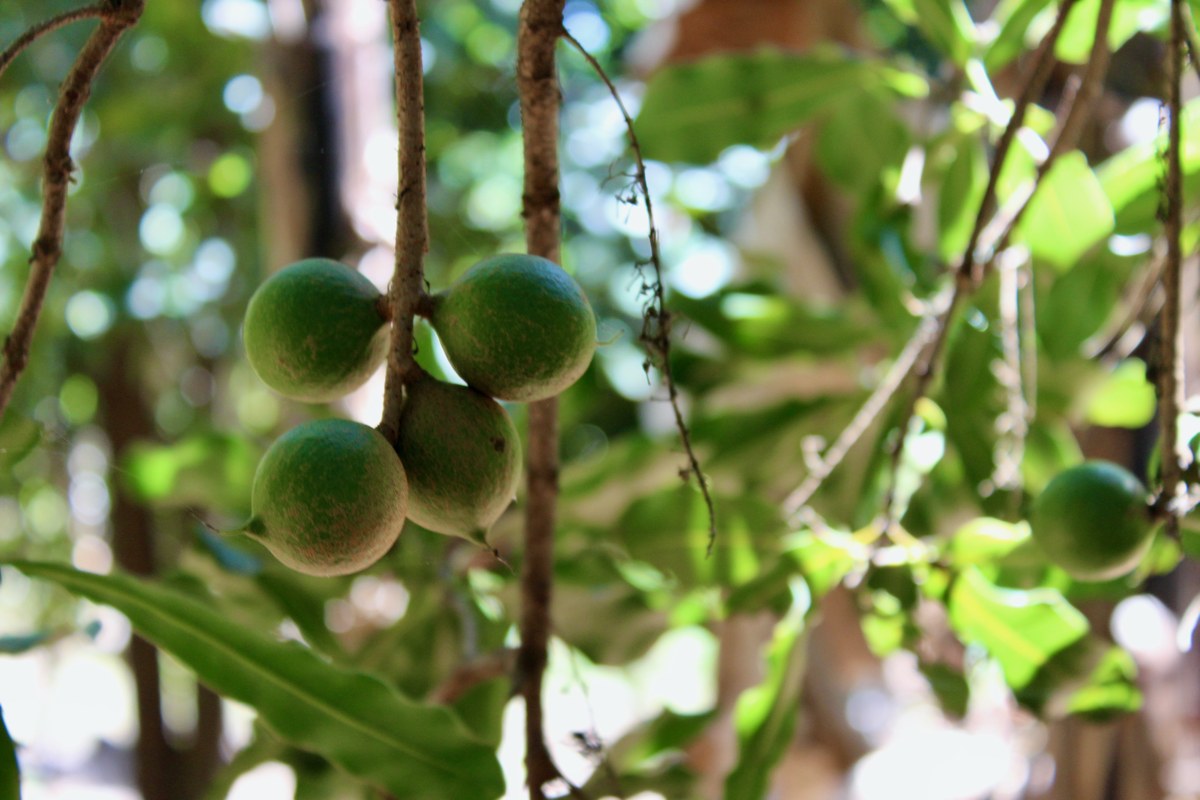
top-left (0, 705), bottom-right (17, 800)
top-left (948, 567), bottom-right (1089, 689)
top-left (1017, 152), bottom-right (1114, 271)
top-left (724, 586), bottom-right (808, 799)
top-left (10, 562), bottom-right (503, 800)
top-left (635, 49), bottom-right (927, 164)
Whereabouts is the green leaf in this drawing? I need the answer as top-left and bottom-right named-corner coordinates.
top-left (120, 431), bottom-right (262, 516)
top-left (791, 529), bottom-right (867, 599)
top-left (936, 133), bottom-right (988, 260)
top-left (0, 706), bottom-right (17, 800)
top-left (724, 587), bottom-right (808, 800)
top-left (945, 517), bottom-right (1031, 566)
top-left (635, 48), bottom-right (927, 164)
top-left (882, 0), bottom-right (976, 65)
top-left (1017, 636), bottom-right (1142, 719)
top-left (815, 93), bottom-right (911, 191)
top-left (1099, 99), bottom-right (1200, 232)
top-left (619, 486), bottom-right (785, 590)
top-left (1054, 0), bottom-right (1167, 64)
top-left (1084, 359), bottom-right (1157, 429)
top-left (920, 662), bottom-right (970, 717)
top-left (671, 284), bottom-right (872, 358)
top-left (9, 562), bottom-right (503, 800)
top-left (1017, 152), bottom-right (1114, 271)
top-left (948, 567), bottom-right (1089, 689)
top-left (984, 0), bottom-right (1054, 70)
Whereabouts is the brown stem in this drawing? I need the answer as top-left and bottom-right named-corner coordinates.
top-left (378, 0), bottom-right (430, 442)
top-left (0, 3), bottom-right (107, 82)
top-left (1158, 0), bottom-right (1186, 535)
top-left (560, 32), bottom-right (718, 554)
top-left (0, 0), bottom-right (144, 423)
top-left (516, 2), bottom-right (567, 798)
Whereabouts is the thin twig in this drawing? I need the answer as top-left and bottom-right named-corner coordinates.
top-left (428, 649), bottom-right (517, 704)
top-left (0, 3), bottom-right (106, 82)
top-left (378, 0), bottom-right (430, 442)
top-left (875, 0), bottom-right (1079, 526)
top-left (0, 0), bottom-right (144, 422)
top-left (1084, 251), bottom-right (1166, 359)
top-left (980, 0), bottom-right (1116, 262)
top-left (993, 250), bottom-right (1029, 502)
top-left (1157, 0), bottom-right (1186, 535)
top-left (515, 3), bottom-right (572, 800)
top-left (560, 32), bottom-right (718, 555)
top-left (781, 311), bottom-right (940, 519)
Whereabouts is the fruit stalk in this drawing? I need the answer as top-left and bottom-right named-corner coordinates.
top-left (378, 0), bottom-right (430, 442)
top-left (1158, 0), bottom-right (1186, 534)
top-left (0, 0), bottom-right (145, 422)
top-left (516, 0), bottom-right (567, 797)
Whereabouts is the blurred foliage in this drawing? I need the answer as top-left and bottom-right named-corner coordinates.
top-left (0, 0), bottom-right (1194, 797)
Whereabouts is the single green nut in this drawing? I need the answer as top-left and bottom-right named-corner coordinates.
top-left (243, 258), bottom-right (389, 403)
top-left (429, 253), bottom-right (596, 402)
top-left (245, 418), bottom-right (408, 576)
top-left (394, 374), bottom-right (521, 543)
top-left (1031, 460), bottom-right (1154, 582)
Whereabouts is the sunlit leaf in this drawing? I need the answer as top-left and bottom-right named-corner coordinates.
top-left (791, 528), bottom-right (866, 599)
top-left (10, 562), bottom-right (503, 800)
top-left (948, 567), bottom-right (1089, 689)
top-left (1054, 0), bottom-right (1167, 64)
top-left (635, 48), bottom-right (927, 164)
top-left (946, 517), bottom-right (1031, 566)
top-left (0, 705), bottom-right (17, 800)
top-left (984, 0), bottom-right (1054, 70)
top-left (1017, 636), bottom-right (1141, 719)
top-left (937, 133), bottom-right (988, 260)
top-left (1099, 99), bottom-right (1200, 232)
top-left (725, 586), bottom-right (808, 799)
top-left (1084, 359), bottom-right (1156, 429)
top-left (1017, 152), bottom-right (1114, 271)
top-left (881, 0), bottom-right (976, 65)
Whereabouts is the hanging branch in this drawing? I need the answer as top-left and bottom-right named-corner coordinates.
top-left (559, 32), bottom-right (719, 554)
top-left (0, 0), bottom-right (144, 422)
top-left (0, 3), bottom-right (107, 82)
top-left (515, 3), bottom-right (578, 799)
top-left (377, 0), bottom-right (430, 442)
top-left (1157, 0), bottom-right (1186, 534)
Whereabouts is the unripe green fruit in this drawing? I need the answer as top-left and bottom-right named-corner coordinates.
top-left (246, 419), bottom-right (408, 576)
top-left (394, 375), bottom-right (521, 543)
top-left (1031, 460), bottom-right (1154, 582)
top-left (244, 259), bottom-right (388, 403)
top-left (429, 254), bottom-right (596, 402)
